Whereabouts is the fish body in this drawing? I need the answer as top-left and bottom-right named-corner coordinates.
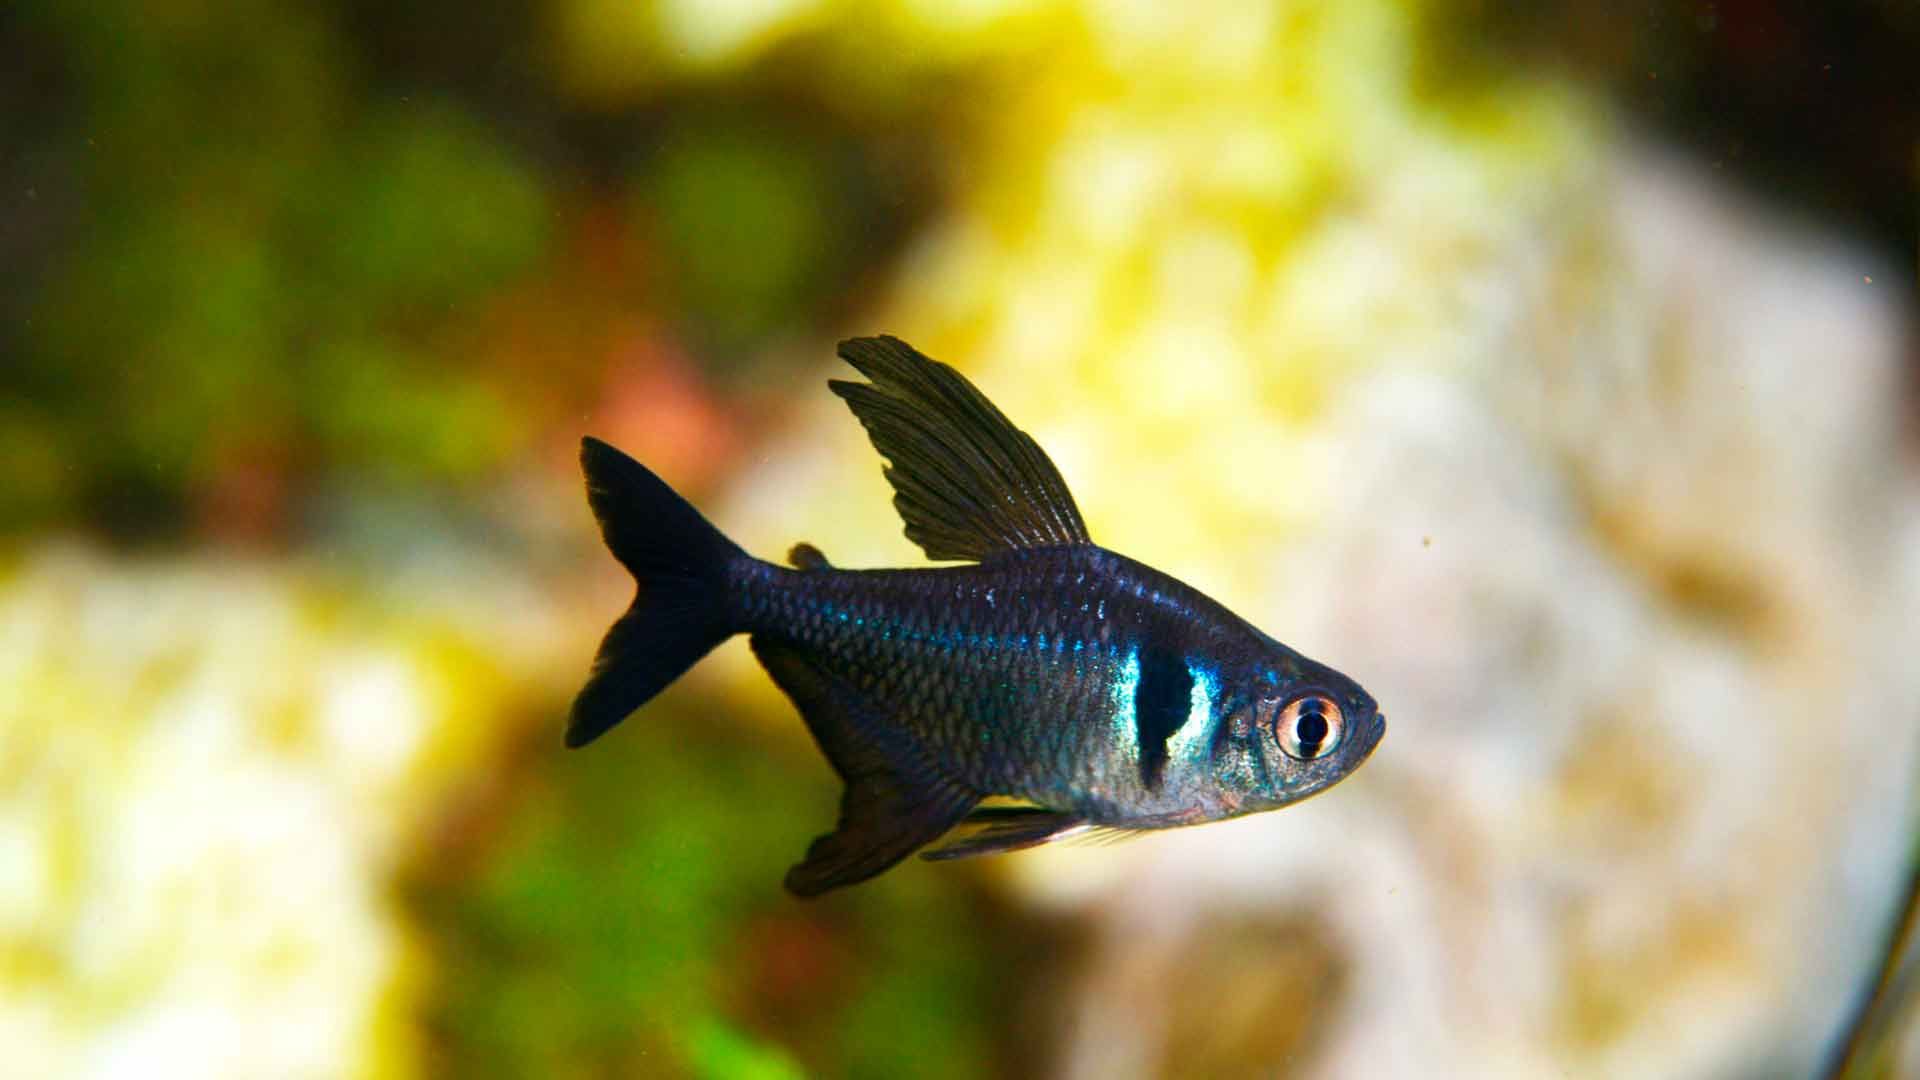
top-left (729, 546), bottom-right (1374, 825)
top-left (570, 337), bottom-right (1384, 896)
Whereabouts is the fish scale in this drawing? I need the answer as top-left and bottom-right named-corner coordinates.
top-left (566, 336), bottom-right (1384, 896)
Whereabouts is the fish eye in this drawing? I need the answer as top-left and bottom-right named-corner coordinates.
top-left (1266, 693), bottom-right (1345, 761)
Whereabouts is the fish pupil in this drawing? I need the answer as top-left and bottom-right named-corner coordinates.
top-left (1296, 710), bottom-right (1328, 747)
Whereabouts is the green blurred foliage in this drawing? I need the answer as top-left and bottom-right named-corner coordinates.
top-left (14, 0), bottom-right (549, 536)
top-left (5, 0), bottom-right (929, 541)
top-left (638, 118), bottom-right (849, 351)
top-left (409, 695), bottom-right (1015, 1079)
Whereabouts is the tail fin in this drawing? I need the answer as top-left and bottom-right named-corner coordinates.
top-left (567, 437), bottom-right (748, 748)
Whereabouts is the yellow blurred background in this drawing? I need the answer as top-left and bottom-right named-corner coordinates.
top-left (4, 0), bottom-right (1918, 1076)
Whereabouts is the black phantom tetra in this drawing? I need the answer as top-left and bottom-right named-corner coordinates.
top-left (570, 337), bottom-right (1384, 896)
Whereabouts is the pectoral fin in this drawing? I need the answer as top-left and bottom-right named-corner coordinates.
top-left (921, 807), bottom-right (1088, 861)
top-left (751, 635), bottom-right (977, 897)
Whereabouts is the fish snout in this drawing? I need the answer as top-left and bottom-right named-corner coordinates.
top-left (1358, 710), bottom-right (1386, 759)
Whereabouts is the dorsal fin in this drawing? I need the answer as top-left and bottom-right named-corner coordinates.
top-left (830, 336), bottom-right (1092, 562)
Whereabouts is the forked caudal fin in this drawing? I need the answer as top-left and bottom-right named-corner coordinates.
top-left (566, 437), bottom-right (747, 749)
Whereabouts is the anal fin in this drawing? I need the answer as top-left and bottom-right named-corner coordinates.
top-left (922, 807), bottom-right (1087, 861)
top-left (751, 635), bottom-right (976, 897)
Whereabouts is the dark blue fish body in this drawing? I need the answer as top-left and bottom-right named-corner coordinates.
top-left (570, 337), bottom-right (1384, 896)
top-left (729, 546), bottom-right (1373, 825)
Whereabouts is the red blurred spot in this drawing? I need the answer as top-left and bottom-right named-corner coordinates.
top-left (197, 439), bottom-right (291, 545)
top-left (588, 332), bottom-right (743, 491)
top-left (733, 910), bottom-right (856, 1022)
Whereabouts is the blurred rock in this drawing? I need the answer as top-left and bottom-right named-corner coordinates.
top-left (0, 545), bottom-right (581, 1078)
top-left (720, 4), bottom-right (1920, 1076)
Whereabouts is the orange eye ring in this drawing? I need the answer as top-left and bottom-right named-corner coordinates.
top-left (1268, 693), bottom-right (1345, 761)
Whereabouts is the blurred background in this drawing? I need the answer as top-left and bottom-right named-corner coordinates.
top-left (3, 0), bottom-right (1918, 1076)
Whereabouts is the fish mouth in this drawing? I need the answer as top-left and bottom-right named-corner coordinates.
top-left (1355, 711), bottom-right (1386, 763)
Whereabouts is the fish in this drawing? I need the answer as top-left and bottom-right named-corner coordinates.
top-left (568, 336), bottom-right (1385, 897)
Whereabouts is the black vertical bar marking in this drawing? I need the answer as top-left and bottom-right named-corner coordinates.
top-left (1135, 649), bottom-right (1192, 790)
